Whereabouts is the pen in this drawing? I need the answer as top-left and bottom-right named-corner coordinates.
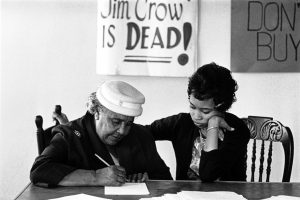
top-left (94, 153), bottom-right (110, 167)
top-left (95, 153), bottom-right (130, 182)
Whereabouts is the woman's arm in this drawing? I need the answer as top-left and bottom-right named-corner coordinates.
top-left (199, 115), bottom-right (250, 182)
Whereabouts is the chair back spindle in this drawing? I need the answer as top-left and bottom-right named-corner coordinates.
top-left (250, 139), bottom-right (256, 182)
top-left (258, 140), bottom-right (265, 182)
top-left (35, 105), bottom-right (63, 155)
top-left (35, 115), bottom-right (44, 155)
top-left (266, 141), bottom-right (273, 182)
top-left (54, 105), bottom-right (62, 125)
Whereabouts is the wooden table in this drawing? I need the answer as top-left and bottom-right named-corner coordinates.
top-left (15, 180), bottom-right (300, 200)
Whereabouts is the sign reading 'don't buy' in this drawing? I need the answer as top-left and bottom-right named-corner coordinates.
top-left (231, 0), bottom-right (300, 72)
top-left (97, 0), bottom-right (198, 77)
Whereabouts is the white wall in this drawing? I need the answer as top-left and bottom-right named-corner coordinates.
top-left (1, 0), bottom-right (299, 199)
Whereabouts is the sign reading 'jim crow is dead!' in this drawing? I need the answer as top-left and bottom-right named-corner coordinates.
top-left (97, 0), bottom-right (198, 77)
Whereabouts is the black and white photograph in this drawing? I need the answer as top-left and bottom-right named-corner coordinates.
top-left (1, 0), bottom-right (300, 199)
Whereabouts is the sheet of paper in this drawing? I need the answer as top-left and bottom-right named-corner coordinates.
top-left (49, 193), bottom-right (111, 200)
top-left (163, 193), bottom-right (181, 200)
top-left (177, 191), bottom-right (247, 200)
top-left (139, 197), bottom-right (164, 200)
top-left (139, 191), bottom-right (248, 200)
top-left (139, 193), bottom-right (180, 200)
top-left (262, 196), bottom-right (300, 200)
top-left (105, 182), bottom-right (150, 195)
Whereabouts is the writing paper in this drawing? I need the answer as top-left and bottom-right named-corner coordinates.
top-left (177, 191), bottom-right (246, 200)
top-left (49, 193), bottom-right (111, 200)
top-left (105, 182), bottom-right (150, 195)
top-left (139, 191), bottom-right (246, 200)
top-left (140, 193), bottom-right (180, 200)
top-left (262, 196), bottom-right (300, 200)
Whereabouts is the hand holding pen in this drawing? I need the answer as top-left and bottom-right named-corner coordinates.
top-left (94, 154), bottom-right (126, 186)
top-left (94, 154), bottom-right (149, 183)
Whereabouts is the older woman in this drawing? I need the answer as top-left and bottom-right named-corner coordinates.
top-left (30, 81), bottom-right (172, 187)
top-left (147, 62), bottom-right (250, 182)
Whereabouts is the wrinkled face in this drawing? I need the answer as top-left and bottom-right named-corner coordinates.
top-left (95, 109), bottom-right (134, 145)
top-left (189, 93), bottom-right (219, 129)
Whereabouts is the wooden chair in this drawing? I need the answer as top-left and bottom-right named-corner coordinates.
top-left (35, 105), bottom-right (62, 155)
top-left (242, 116), bottom-right (294, 182)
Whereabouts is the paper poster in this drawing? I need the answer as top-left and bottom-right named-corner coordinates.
top-left (231, 0), bottom-right (300, 72)
top-left (97, 0), bottom-right (198, 77)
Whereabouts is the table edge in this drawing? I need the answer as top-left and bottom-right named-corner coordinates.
top-left (14, 182), bottom-right (31, 200)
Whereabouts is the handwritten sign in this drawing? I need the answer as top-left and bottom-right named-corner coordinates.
top-left (97, 0), bottom-right (198, 77)
top-left (231, 0), bottom-right (300, 72)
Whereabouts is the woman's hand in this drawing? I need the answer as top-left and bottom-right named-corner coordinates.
top-left (95, 166), bottom-right (127, 186)
top-left (58, 166), bottom-right (126, 186)
top-left (126, 172), bottom-right (149, 183)
top-left (204, 114), bottom-right (234, 151)
top-left (207, 115), bottom-right (234, 132)
top-left (52, 112), bottom-right (69, 125)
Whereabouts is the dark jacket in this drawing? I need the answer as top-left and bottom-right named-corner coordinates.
top-left (30, 112), bottom-right (172, 186)
top-left (146, 112), bottom-right (250, 181)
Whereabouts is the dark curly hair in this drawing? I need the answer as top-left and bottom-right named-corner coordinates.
top-left (187, 62), bottom-right (238, 112)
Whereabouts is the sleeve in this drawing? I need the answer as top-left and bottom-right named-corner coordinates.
top-left (145, 114), bottom-right (182, 141)
top-left (30, 132), bottom-right (77, 187)
top-left (199, 117), bottom-right (250, 182)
